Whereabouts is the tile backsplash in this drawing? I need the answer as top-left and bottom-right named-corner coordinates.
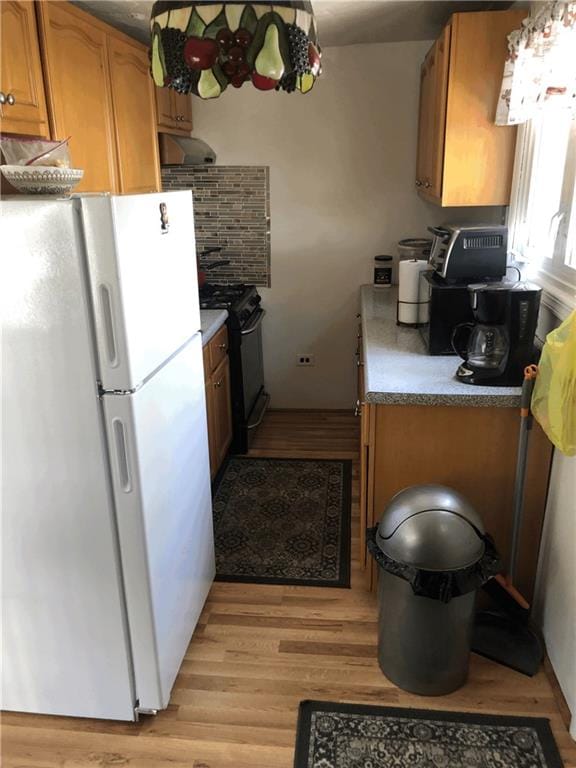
top-left (161, 165), bottom-right (270, 287)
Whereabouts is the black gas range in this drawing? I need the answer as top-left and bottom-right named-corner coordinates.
top-left (200, 284), bottom-right (269, 453)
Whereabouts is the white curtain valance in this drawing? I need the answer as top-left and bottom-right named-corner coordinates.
top-left (496, 1), bottom-right (576, 126)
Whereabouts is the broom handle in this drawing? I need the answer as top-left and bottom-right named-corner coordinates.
top-left (509, 365), bottom-right (538, 583)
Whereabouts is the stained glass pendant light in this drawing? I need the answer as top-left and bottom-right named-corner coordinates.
top-left (150, 1), bottom-right (321, 98)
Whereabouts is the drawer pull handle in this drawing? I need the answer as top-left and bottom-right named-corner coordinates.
top-left (0, 92), bottom-right (5, 105)
top-left (218, 343), bottom-right (227, 350)
top-left (6, 92), bottom-right (15, 106)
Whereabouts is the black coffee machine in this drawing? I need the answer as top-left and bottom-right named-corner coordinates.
top-left (452, 282), bottom-right (541, 386)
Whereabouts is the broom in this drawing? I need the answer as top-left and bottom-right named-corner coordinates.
top-left (472, 365), bottom-right (544, 675)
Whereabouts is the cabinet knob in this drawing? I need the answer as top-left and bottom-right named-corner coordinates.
top-left (424, 181), bottom-right (431, 189)
top-left (354, 399), bottom-right (361, 417)
top-left (214, 379), bottom-right (223, 388)
top-left (0, 92), bottom-right (5, 105)
top-left (6, 93), bottom-right (15, 106)
top-left (218, 343), bottom-right (227, 350)
top-left (415, 179), bottom-right (422, 187)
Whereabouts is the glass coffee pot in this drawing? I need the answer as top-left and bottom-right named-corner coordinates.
top-left (452, 323), bottom-right (509, 369)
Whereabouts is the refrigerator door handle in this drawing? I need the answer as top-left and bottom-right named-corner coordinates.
top-left (113, 418), bottom-right (132, 493)
top-left (100, 284), bottom-right (118, 367)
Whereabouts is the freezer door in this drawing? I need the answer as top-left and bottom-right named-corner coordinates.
top-left (80, 191), bottom-right (200, 391)
top-left (103, 334), bottom-right (215, 710)
top-left (1, 199), bottom-right (136, 720)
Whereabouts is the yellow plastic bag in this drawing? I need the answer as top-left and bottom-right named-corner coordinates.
top-left (531, 309), bottom-right (576, 456)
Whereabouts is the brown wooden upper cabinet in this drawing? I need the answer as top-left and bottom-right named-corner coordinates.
top-left (108, 37), bottom-right (161, 193)
top-left (37, 1), bottom-right (160, 194)
top-left (155, 87), bottom-right (193, 136)
top-left (416, 9), bottom-right (526, 207)
top-left (37, 1), bottom-right (118, 192)
top-left (0, 1), bottom-right (49, 137)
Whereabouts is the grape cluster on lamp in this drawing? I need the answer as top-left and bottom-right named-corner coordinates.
top-left (150, 1), bottom-right (322, 99)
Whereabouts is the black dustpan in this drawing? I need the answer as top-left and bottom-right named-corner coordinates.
top-left (472, 365), bottom-right (544, 676)
top-left (473, 609), bottom-right (543, 676)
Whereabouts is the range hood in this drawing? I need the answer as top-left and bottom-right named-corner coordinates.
top-left (159, 134), bottom-right (217, 166)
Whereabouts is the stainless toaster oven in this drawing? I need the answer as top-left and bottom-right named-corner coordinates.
top-left (428, 225), bottom-right (508, 282)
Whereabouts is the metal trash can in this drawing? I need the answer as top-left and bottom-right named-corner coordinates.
top-left (367, 484), bottom-right (500, 696)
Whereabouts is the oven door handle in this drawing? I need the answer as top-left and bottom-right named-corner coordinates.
top-left (241, 308), bottom-right (266, 335)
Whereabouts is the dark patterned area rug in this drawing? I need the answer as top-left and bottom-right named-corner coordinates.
top-left (294, 701), bottom-right (564, 768)
top-left (212, 458), bottom-right (351, 587)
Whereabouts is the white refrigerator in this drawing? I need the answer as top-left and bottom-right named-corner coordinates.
top-left (1, 191), bottom-right (215, 721)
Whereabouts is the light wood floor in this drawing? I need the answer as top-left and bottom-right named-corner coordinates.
top-left (3, 410), bottom-right (575, 767)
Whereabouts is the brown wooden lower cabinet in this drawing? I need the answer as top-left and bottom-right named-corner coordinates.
top-left (360, 402), bottom-right (553, 601)
top-left (203, 328), bottom-right (233, 480)
top-left (210, 356), bottom-right (233, 472)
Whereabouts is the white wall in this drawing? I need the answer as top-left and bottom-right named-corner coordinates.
top-left (534, 451), bottom-right (576, 737)
top-left (533, 306), bottom-right (576, 738)
top-left (192, 41), bottom-right (502, 408)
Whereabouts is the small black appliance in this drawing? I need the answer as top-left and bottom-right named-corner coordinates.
top-left (419, 272), bottom-right (475, 355)
top-left (428, 225), bottom-right (508, 283)
top-left (452, 281), bottom-right (541, 386)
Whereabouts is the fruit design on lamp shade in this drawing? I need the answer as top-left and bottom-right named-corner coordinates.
top-left (150, 1), bottom-right (322, 99)
top-left (255, 25), bottom-right (285, 81)
top-left (183, 37), bottom-right (219, 69)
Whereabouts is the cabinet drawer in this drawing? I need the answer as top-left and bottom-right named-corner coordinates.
top-left (209, 325), bottom-right (229, 373)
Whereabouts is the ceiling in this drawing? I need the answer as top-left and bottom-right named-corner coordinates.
top-left (73, 0), bottom-right (516, 47)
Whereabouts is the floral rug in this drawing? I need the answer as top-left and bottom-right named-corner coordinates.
top-left (212, 458), bottom-right (351, 587)
top-left (293, 701), bottom-right (564, 768)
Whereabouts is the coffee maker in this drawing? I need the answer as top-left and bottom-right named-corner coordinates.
top-left (452, 282), bottom-right (541, 386)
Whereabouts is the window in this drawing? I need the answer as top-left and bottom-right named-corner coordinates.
top-left (508, 110), bottom-right (576, 315)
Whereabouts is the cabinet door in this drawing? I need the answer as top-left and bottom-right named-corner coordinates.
top-left (173, 90), bottom-right (193, 133)
top-left (212, 356), bottom-right (233, 472)
top-left (442, 10), bottom-right (523, 206)
top-left (0, 1), bottom-right (49, 137)
top-left (428, 25), bottom-right (450, 200)
top-left (37, 2), bottom-right (118, 192)
top-left (415, 57), bottom-right (432, 192)
top-left (205, 375), bottom-right (218, 479)
top-left (108, 36), bottom-right (161, 194)
top-left (416, 27), bottom-right (450, 200)
top-left (155, 85), bottom-right (174, 129)
top-left (155, 87), bottom-right (193, 135)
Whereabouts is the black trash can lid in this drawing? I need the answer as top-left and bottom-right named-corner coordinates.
top-left (375, 485), bottom-right (485, 571)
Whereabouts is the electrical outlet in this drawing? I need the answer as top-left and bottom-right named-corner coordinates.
top-left (297, 354), bottom-right (315, 366)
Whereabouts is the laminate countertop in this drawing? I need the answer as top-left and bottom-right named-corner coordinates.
top-left (200, 310), bottom-right (228, 344)
top-left (360, 285), bottom-right (522, 407)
